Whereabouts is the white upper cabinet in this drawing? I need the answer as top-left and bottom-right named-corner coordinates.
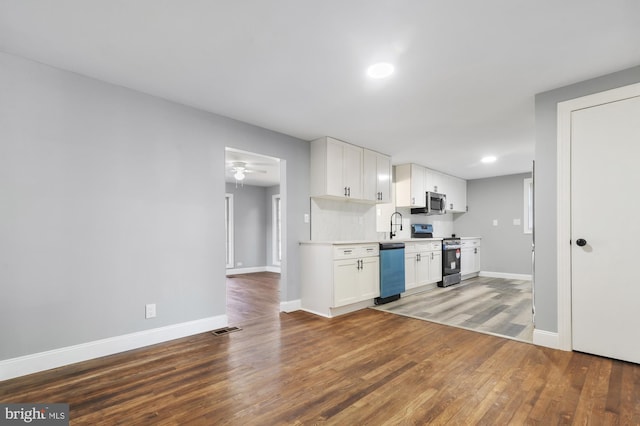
top-left (363, 149), bottom-right (392, 203)
top-left (395, 163), bottom-right (426, 207)
top-left (311, 137), bottom-right (363, 200)
top-left (311, 137), bottom-right (392, 203)
top-left (425, 169), bottom-right (446, 194)
top-left (447, 175), bottom-right (467, 213)
top-left (395, 163), bottom-right (467, 212)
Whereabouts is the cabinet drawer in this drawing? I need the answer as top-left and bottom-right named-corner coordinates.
top-left (333, 244), bottom-right (379, 259)
top-left (406, 241), bottom-right (441, 253)
top-left (416, 242), bottom-right (441, 252)
top-left (462, 239), bottom-right (481, 248)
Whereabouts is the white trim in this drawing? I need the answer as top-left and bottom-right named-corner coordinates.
top-left (225, 265), bottom-right (281, 274)
top-left (532, 329), bottom-right (560, 349)
top-left (523, 177), bottom-right (533, 234)
top-left (479, 271), bottom-right (532, 281)
top-left (272, 194), bottom-right (282, 266)
top-left (226, 266), bottom-right (269, 275)
top-left (280, 299), bottom-right (301, 313)
top-left (225, 193), bottom-right (234, 269)
top-left (556, 82), bottom-right (640, 352)
top-left (0, 315), bottom-right (227, 381)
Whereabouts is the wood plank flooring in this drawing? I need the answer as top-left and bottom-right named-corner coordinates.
top-left (375, 276), bottom-right (534, 342)
top-left (2, 273), bottom-right (639, 424)
top-left (226, 272), bottom-right (280, 325)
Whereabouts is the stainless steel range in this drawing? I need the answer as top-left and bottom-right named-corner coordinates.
top-left (439, 237), bottom-right (462, 287)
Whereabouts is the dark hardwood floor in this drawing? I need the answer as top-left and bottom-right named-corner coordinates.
top-left (2, 272), bottom-right (639, 424)
top-left (226, 271), bottom-right (280, 325)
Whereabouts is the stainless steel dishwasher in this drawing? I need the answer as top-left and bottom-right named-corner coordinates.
top-left (375, 242), bottom-right (406, 305)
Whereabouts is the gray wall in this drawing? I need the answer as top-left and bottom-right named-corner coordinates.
top-left (453, 173), bottom-right (532, 275)
top-left (534, 65), bottom-right (640, 333)
top-left (225, 183), bottom-right (267, 269)
top-left (0, 52), bottom-right (309, 360)
top-left (225, 183), bottom-right (280, 269)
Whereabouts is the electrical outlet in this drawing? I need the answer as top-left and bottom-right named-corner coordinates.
top-left (492, 219), bottom-right (498, 226)
top-left (145, 303), bottom-right (156, 319)
top-left (236, 261), bottom-right (243, 267)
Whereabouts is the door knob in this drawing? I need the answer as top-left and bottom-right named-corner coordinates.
top-left (576, 238), bottom-right (587, 247)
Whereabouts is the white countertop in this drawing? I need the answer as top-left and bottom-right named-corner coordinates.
top-left (300, 237), bottom-right (444, 245)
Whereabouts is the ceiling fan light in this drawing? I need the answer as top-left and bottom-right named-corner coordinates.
top-left (234, 170), bottom-right (245, 180)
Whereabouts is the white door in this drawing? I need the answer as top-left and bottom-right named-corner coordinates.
top-left (571, 94), bottom-right (640, 363)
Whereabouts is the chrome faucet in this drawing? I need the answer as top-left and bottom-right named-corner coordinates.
top-left (390, 212), bottom-right (403, 239)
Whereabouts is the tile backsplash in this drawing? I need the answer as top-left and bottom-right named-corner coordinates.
top-left (310, 199), bottom-right (455, 241)
top-left (310, 198), bottom-right (377, 241)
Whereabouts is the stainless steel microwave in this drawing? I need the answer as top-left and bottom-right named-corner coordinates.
top-left (410, 192), bottom-right (447, 215)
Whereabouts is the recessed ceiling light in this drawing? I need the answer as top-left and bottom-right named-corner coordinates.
top-left (367, 62), bottom-right (394, 79)
top-left (481, 156), bottom-right (497, 164)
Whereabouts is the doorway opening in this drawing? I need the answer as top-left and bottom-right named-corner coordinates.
top-left (224, 147), bottom-right (283, 325)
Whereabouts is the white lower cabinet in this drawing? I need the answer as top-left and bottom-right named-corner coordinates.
top-left (461, 238), bottom-right (481, 279)
top-left (404, 241), bottom-right (442, 291)
top-left (333, 255), bottom-right (379, 307)
top-left (300, 242), bottom-right (379, 317)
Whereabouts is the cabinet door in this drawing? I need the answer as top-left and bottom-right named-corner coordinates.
top-left (362, 149), bottom-right (378, 202)
top-left (333, 259), bottom-right (360, 307)
top-left (376, 153), bottom-right (392, 203)
top-left (460, 247), bottom-right (474, 276)
top-left (473, 247), bottom-right (481, 272)
top-left (359, 256), bottom-right (380, 299)
top-left (410, 164), bottom-right (426, 207)
top-left (405, 253), bottom-right (418, 290)
top-left (447, 176), bottom-right (467, 212)
top-left (415, 251), bottom-right (431, 285)
top-left (343, 143), bottom-right (363, 199)
top-left (425, 169), bottom-right (445, 194)
top-left (325, 138), bottom-right (346, 197)
top-left (429, 251), bottom-right (442, 283)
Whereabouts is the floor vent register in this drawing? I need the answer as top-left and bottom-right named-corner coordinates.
top-left (211, 326), bottom-right (242, 336)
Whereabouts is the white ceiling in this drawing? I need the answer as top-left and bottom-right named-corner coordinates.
top-left (1, 1), bottom-right (639, 180)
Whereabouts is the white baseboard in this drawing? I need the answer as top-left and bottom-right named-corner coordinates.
top-left (479, 271), bottom-right (533, 281)
top-left (0, 315), bottom-right (227, 382)
top-left (280, 299), bottom-right (301, 313)
top-left (226, 266), bottom-right (281, 275)
top-left (533, 329), bottom-right (561, 349)
top-left (226, 266), bottom-right (266, 275)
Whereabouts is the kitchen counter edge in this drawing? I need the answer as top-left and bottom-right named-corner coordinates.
top-left (300, 238), bottom-right (445, 245)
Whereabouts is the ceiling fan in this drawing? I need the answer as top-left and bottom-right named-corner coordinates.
top-left (227, 161), bottom-right (267, 182)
